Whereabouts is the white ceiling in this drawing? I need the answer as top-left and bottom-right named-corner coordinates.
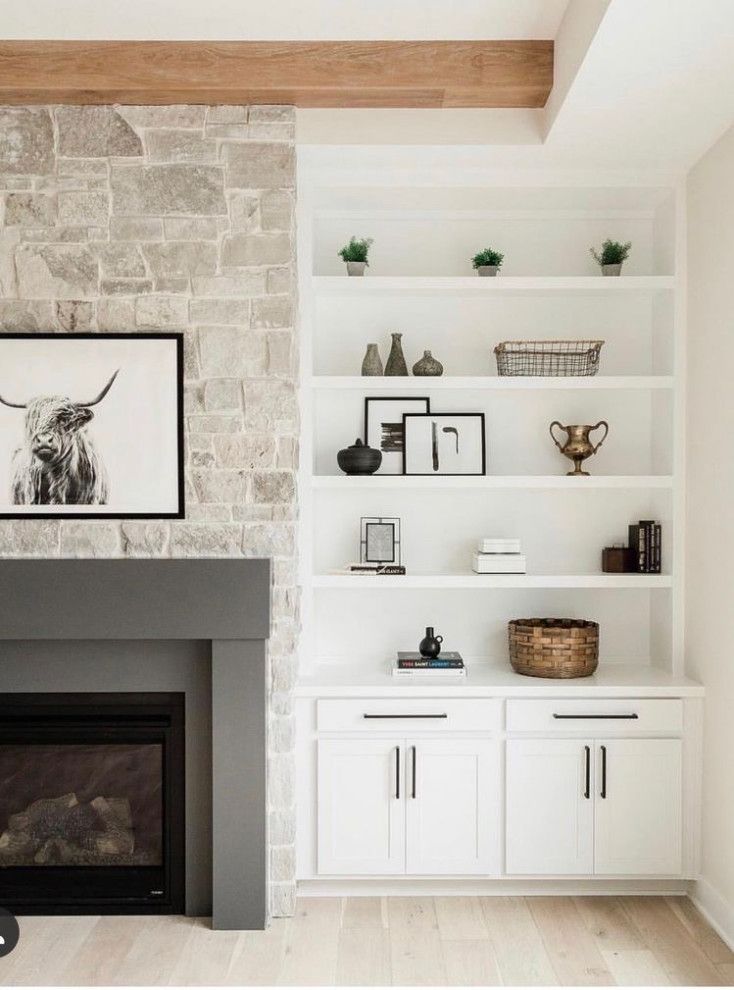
top-left (0, 0), bottom-right (569, 40)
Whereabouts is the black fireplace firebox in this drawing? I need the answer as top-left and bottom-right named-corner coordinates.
top-left (0, 693), bottom-right (185, 914)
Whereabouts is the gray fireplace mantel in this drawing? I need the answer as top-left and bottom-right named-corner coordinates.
top-left (0, 558), bottom-right (271, 931)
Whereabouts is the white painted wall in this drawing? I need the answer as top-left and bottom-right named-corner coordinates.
top-left (686, 122), bottom-right (734, 945)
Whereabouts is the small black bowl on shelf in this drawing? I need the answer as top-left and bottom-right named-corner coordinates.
top-left (337, 438), bottom-right (382, 475)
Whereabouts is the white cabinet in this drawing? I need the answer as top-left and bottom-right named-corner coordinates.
top-left (405, 739), bottom-right (498, 875)
top-left (317, 738), bottom-right (405, 875)
top-left (506, 739), bottom-right (594, 875)
top-left (594, 738), bottom-right (682, 875)
top-left (506, 737), bottom-right (682, 877)
top-left (317, 736), bottom-right (499, 876)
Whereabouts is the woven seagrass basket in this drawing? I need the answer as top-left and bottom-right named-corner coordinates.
top-left (508, 618), bottom-right (599, 678)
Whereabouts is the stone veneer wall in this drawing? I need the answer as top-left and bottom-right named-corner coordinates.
top-left (0, 104), bottom-right (299, 917)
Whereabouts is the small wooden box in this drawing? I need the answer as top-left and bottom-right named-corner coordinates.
top-left (602, 546), bottom-right (633, 573)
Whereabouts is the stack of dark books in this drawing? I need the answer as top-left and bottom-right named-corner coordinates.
top-left (393, 652), bottom-right (466, 678)
top-left (628, 520), bottom-right (662, 574)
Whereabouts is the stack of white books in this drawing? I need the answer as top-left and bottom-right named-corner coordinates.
top-left (472, 537), bottom-right (526, 574)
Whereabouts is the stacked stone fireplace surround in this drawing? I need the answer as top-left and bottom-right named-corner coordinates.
top-left (0, 104), bottom-right (299, 917)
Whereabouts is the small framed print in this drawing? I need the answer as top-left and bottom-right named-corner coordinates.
top-left (364, 396), bottom-right (430, 474)
top-left (403, 413), bottom-right (486, 476)
top-left (360, 516), bottom-right (401, 565)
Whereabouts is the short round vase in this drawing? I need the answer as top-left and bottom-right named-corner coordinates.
top-left (476, 266), bottom-right (499, 277)
top-left (337, 438), bottom-right (382, 475)
top-left (418, 626), bottom-right (444, 659)
top-left (412, 350), bottom-right (444, 376)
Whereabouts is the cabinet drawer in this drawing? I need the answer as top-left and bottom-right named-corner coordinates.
top-left (317, 698), bottom-right (501, 733)
top-left (506, 698), bottom-right (683, 734)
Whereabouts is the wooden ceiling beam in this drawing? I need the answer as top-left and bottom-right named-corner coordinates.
top-left (0, 41), bottom-right (553, 108)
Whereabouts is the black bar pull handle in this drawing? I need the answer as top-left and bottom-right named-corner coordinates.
top-left (395, 746), bottom-right (400, 800)
top-left (363, 713), bottom-right (448, 719)
top-left (600, 744), bottom-right (607, 799)
top-left (584, 745), bottom-right (591, 799)
top-left (411, 745), bottom-right (417, 799)
top-left (552, 713), bottom-right (639, 720)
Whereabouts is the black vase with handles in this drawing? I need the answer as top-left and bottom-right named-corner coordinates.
top-left (418, 626), bottom-right (443, 658)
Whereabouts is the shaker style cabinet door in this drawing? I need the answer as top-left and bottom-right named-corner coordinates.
top-left (594, 738), bottom-right (682, 876)
top-left (317, 738), bottom-right (405, 875)
top-left (506, 738), bottom-right (594, 875)
top-left (405, 738), bottom-right (499, 875)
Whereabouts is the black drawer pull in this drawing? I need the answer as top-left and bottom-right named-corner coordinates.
top-left (363, 713), bottom-right (448, 719)
top-left (584, 745), bottom-right (591, 800)
top-left (552, 713), bottom-right (639, 720)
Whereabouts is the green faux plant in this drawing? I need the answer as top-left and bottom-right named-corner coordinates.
top-left (590, 239), bottom-right (632, 267)
top-left (471, 247), bottom-right (505, 269)
top-left (338, 237), bottom-right (373, 264)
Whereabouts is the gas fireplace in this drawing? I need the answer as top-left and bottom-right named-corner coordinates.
top-left (0, 693), bottom-right (184, 913)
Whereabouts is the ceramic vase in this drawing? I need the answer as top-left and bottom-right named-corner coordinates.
top-left (601, 263), bottom-right (623, 276)
top-left (361, 343), bottom-right (383, 376)
top-left (412, 350), bottom-right (444, 376)
top-left (346, 261), bottom-right (367, 276)
top-left (476, 266), bottom-right (499, 277)
top-left (418, 626), bottom-right (444, 658)
top-left (336, 439), bottom-right (382, 475)
top-left (385, 332), bottom-right (408, 376)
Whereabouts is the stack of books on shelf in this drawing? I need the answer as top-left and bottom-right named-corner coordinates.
top-left (392, 652), bottom-right (466, 678)
top-left (339, 562), bottom-right (406, 575)
top-left (472, 537), bottom-right (526, 574)
top-left (628, 520), bottom-right (662, 574)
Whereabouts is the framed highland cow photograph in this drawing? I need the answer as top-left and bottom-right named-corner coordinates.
top-left (0, 333), bottom-right (184, 519)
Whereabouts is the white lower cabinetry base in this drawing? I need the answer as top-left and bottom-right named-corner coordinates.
top-left (297, 877), bottom-right (692, 897)
top-left (691, 876), bottom-right (734, 951)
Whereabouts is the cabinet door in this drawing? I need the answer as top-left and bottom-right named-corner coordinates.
top-left (317, 738), bottom-right (405, 875)
top-left (405, 738), bottom-right (499, 875)
top-left (506, 738), bottom-right (594, 875)
top-left (594, 738), bottom-right (682, 876)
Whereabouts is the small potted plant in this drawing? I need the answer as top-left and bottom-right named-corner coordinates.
top-left (590, 239), bottom-right (632, 276)
top-left (338, 237), bottom-right (373, 276)
top-left (471, 247), bottom-right (504, 277)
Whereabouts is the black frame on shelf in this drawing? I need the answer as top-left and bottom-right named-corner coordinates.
top-left (360, 516), bottom-right (401, 565)
top-left (402, 411), bottom-right (487, 476)
top-left (363, 396), bottom-right (430, 474)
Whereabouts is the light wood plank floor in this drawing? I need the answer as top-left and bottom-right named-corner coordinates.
top-left (0, 896), bottom-right (731, 986)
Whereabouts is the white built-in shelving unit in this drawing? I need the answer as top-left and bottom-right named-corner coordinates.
top-left (297, 153), bottom-right (685, 685)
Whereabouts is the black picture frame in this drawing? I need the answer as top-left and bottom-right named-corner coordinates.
top-left (402, 412), bottom-right (487, 476)
top-left (0, 333), bottom-right (185, 519)
top-left (360, 516), bottom-right (401, 565)
top-left (364, 396), bottom-right (430, 475)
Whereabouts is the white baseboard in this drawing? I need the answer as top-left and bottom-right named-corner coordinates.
top-left (691, 875), bottom-right (734, 951)
top-left (298, 877), bottom-right (690, 898)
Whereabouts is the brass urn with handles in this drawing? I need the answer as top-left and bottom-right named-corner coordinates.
top-left (549, 420), bottom-right (609, 476)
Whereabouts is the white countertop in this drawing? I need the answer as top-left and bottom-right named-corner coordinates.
top-left (296, 662), bottom-right (704, 699)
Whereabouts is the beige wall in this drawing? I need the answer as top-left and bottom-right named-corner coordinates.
top-left (687, 121), bottom-right (734, 938)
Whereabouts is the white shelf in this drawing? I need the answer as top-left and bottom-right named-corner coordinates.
top-left (296, 662), bottom-right (704, 698)
top-left (313, 573), bottom-right (672, 590)
top-left (312, 275), bottom-right (675, 296)
top-left (312, 475), bottom-right (673, 490)
top-left (308, 375), bottom-right (674, 391)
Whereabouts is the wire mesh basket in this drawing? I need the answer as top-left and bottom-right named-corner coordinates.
top-left (494, 340), bottom-right (604, 377)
